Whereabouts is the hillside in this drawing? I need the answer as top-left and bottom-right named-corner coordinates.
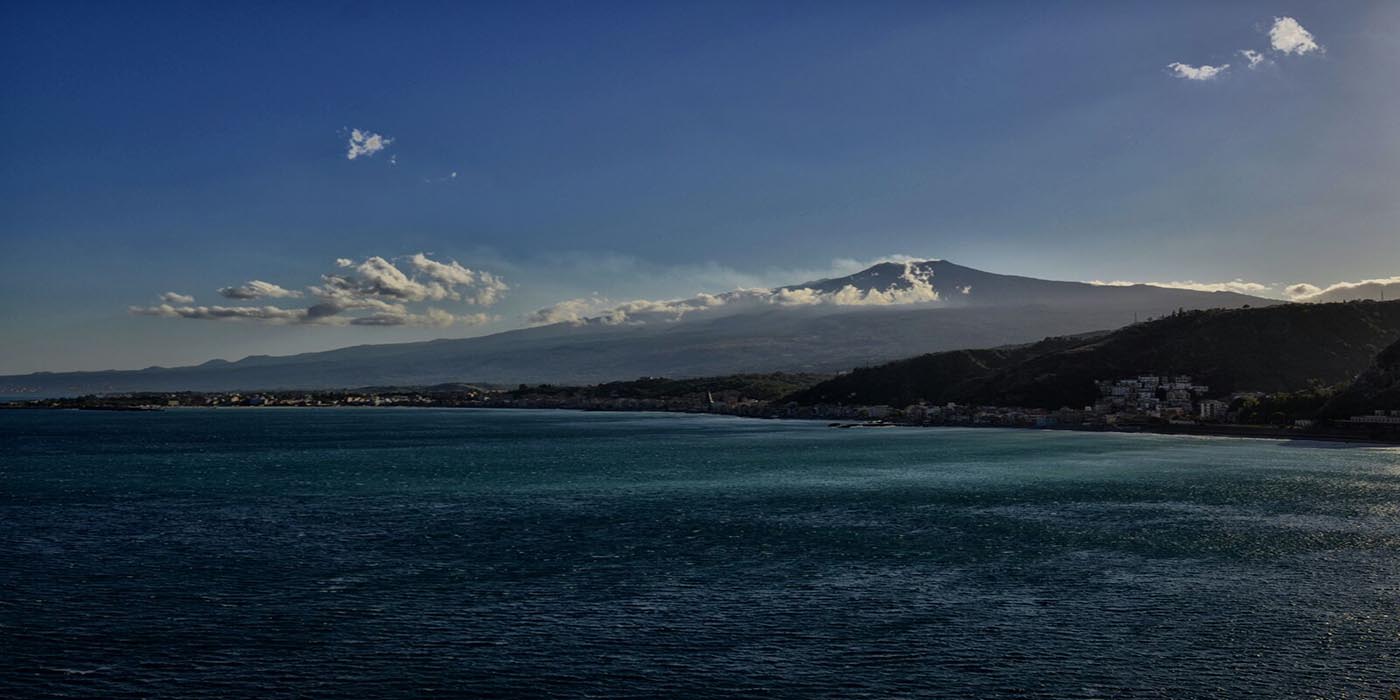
top-left (789, 301), bottom-right (1400, 409)
top-left (1319, 337), bottom-right (1400, 418)
top-left (0, 260), bottom-right (1272, 395)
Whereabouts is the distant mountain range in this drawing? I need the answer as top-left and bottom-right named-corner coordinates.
top-left (789, 300), bottom-right (1400, 409)
top-left (1, 260), bottom-right (1276, 395)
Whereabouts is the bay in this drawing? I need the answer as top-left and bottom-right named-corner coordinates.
top-left (3, 408), bottom-right (1399, 698)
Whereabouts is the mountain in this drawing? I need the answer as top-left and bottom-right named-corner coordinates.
top-left (788, 260), bottom-right (1260, 309)
top-left (1319, 337), bottom-right (1400, 418)
top-left (0, 260), bottom-right (1275, 395)
top-left (788, 300), bottom-right (1400, 409)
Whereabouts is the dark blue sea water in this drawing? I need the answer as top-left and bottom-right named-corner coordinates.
top-left (3, 408), bottom-right (1399, 698)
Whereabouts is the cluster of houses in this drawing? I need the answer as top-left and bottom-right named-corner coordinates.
top-left (153, 389), bottom-right (490, 408)
top-left (185, 393), bottom-right (418, 407)
top-left (1093, 375), bottom-right (1229, 421)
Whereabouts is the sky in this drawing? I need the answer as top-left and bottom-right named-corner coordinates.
top-left (2, 1), bottom-right (1397, 374)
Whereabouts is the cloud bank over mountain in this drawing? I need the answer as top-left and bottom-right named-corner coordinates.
top-left (1286, 276), bottom-right (1400, 303)
top-left (527, 262), bottom-right (941, 326)
top-left (1087, 279), bottom-right (1275, 295)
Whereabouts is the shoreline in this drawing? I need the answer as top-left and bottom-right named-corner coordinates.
top-left (7, 401), bottom-right (1399, 447)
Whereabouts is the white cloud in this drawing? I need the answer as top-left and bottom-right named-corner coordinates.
top-left (1168, 62), bottom-right (1229, 81)
top-left (1286, 277), bottom-right (1400, 303)
top-left (131, 304), bottom-right (311, 323)
top-left (346, 128), bottom-right (392, 160)
top-left (1285, 283), bottom-right (1322, 299)
top-left (409, 253), bottom-right (476, 286)
top-left (1166, 17), bottom-right (1317, 86)
top-left (133, 254), bottom-right (506, 328)
top-left (527, 262), bottom-right (942, 327)
top-left (528, 291), bottom-right (753, 327)
top-left (1087, 279), bottom-right (1274, 295)
top-left (312, 254), bottom-right (508, 307)
top-left (1269, 17), bottom-right (1321, 56)
top-left (349, 309), bottom-right (492, 327)
top-left (131, 303), bottom-right (493, 328)
top-left (407, 253), bottom-right (509, 305)
top-left (327, 256), bottom-right (444, 301)
top-left (528, 252), bottom-right (929, 299)
top-left (218, 280), bottom-right (303, 300)
top-left (526, 296), bottom-right (615, 325)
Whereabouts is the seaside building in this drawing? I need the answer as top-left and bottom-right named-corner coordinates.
top-left (1344, 412), bottom-right (1400, 425)
top-left (1198, 399), bottom-right (1229, 421)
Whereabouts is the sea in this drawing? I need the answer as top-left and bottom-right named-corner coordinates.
top-left (3, 408), bottom-right (1399, 698)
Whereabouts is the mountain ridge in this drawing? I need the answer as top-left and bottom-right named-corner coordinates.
top-left (788, 300), bottom-right (1400, 409)
top-left (1, 260), bottom-right (1276, 395)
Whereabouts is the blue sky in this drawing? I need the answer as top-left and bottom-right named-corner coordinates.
top-left (2, 1), bottom-right (1397, 373)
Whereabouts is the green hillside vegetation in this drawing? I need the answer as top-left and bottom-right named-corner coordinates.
top-left (1320, 337), bottom-right (1400, 418)
top-left (1232, 383), bottom-right (1344, 425)
top-left (788, 301), bottom-right (1400, 409)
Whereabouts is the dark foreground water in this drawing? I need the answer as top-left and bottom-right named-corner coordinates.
top-left (3, 409), bottom-right (1399, 698)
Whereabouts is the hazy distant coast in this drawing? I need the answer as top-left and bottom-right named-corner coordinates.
top-left (7, 387), bottom-right (1398, 446)
top-left (13, 298), bottom-right (1400, 446)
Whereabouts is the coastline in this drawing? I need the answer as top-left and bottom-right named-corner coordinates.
top-left (6, 400), bottom-right (1398, 447)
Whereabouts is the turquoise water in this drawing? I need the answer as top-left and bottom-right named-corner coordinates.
top-left (3, 408), bottom-right (1399, 698)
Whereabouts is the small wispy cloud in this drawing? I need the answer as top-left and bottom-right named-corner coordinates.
top-left (423, 171), bottom-right (459, 184)
top-left (346, 128), bottom-right (393, 160)
top-left (1238, 49), bottom-right (1266, 69)
top-left (133, 304), bottom-right (312, 323)
top-left (217, 280), bottom-right (303, 300)
top-left (1269, 16), bottom-right (1322, 56)
top-left (159, 291), bottom-right (195, 304)
top-left (1168, 62), bottom-right (1229, 81)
